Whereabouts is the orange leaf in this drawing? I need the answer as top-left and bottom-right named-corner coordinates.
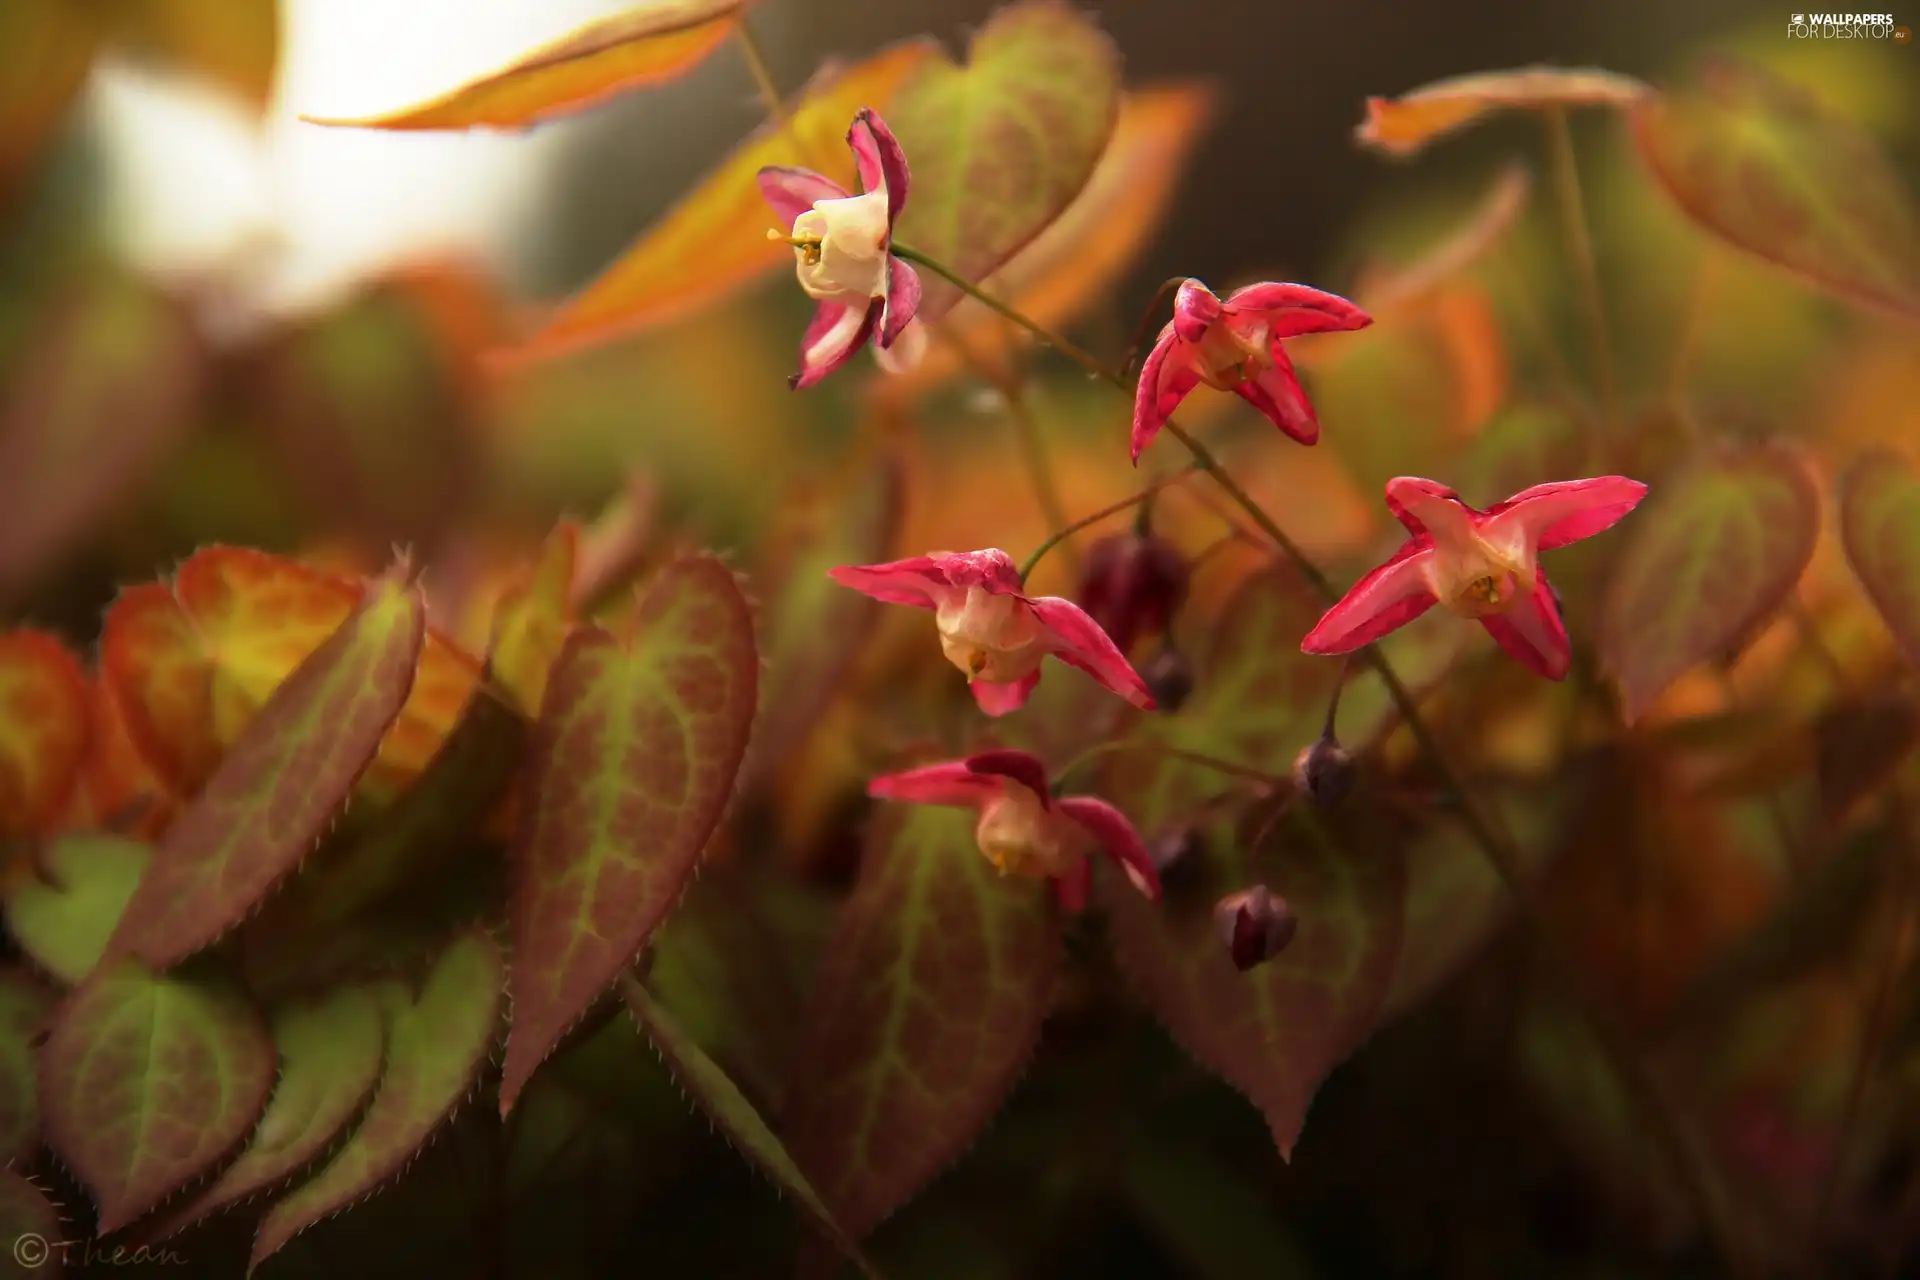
top-left (301, 0), bottom-right (752, 132)
top-left (101, 547), bottom-right (481, 800)
top-left (0, 0), bottom-right (104, 195)
top-left (1356, 66), bottom-right (1651, 158)
top-left (65, 675), bottom-right (177, 840)
top-left (505, 37), bottom-right (938, 363)
top-left (487, 521), bottom-right (580, 718)
top-left (0, 630), bottom-right (89, 838)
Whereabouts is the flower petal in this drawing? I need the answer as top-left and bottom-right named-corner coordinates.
top-left (936, 549), bottom-right (1025, 595)
top-left (1382, 476), bottom-right (1471, 536)
top-left (848, 107), bottom-right (910, 224)
top-left (1130, 328), bottom-right (1201, 464)
top-left (873, 316), bottom-right (928, 375)
top-left (1383, 476), bottom-right (1483, 559)
top-left (964, 749), bottom-right (1052, 803)
top-left (756, 165), bottom-right (851, 227)
top-left (790, 298), bottom-right (881, 390)
top-left (867, 760), bottom-right (1000, 808)
top-left (826, 555), bottom-right (954, 608)
top-left (1171, 278), bottom-right (1221, 343)
top-left (971, 670), bottom-right (1041, 716)
top-left (1055, 795), bottom-right (1160, 900)
top-left (1051, 859), bottom-right (1092, 913)
top-left (879, 256), bottom-right (921, 347)
top-left (1300, 539), bottom-right (1440, 654)
top-left (1478, 570), bottom-right (1572, 679)
top-left (1223, 282), bottom-right (1374, 338)
top-left (1027, 596), bottom-right (1156, 710)
top-left (1235, 348), bottom-right (1320, 445)
top-left (1482, 476), bottom-right (1649, 553)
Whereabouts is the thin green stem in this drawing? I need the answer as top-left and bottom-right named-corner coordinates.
top-left (891, 244), bottom-right (1111, 376)
top-left (1543, 105), bottom-right (1622, 434)
top-left (1018, 464), bottom-right (1200, 582)
top-left (1051, 738), bottom-right (1281, 794)
top-left (733, 18), bottom-right (791, 129)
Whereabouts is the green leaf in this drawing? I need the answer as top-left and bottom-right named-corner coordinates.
top-left (0, 967), bottom-right (54, 1166)
top-left (1121, 1134), bottom-right (1324, 1280)
top-left (3, 833), bottom-right (149, 983)
top-left (781, 805), bottom-right (1061, 1242)
top-left (105, 570), bottom-right (428, 969)
top-left (1840, 449), bottom-right (1920, 670)
top-left (888, 0), bottom-right (1123, 323)
top-left (1631, 56), bottom-right (1920, 323)
top-left (502, 555), bottom-right (756, 1114)
top-left (0, 1167), bottom-right (65, 1279)
top-left (1100, 777), bottom-right (1406, 1159)
top-left (41, 959), bottom-right (275, 1233)
top-left (1453, 402), bottom-right (1588, 509)
top-left (1598, 442), bottom-right (1819, 723)
top-left (250, 928), bottom-right (504, 1271)
top-left (620, 977), bottom-right (874, 1276)
top-left (146, 983), bottom-right (387, 1241)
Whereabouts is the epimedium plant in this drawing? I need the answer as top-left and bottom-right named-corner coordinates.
top-left (0, 0), bottom-right (1918, 1276)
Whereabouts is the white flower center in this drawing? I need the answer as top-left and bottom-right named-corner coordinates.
top-left (934, 587), bottom-right (1045, 683)
top-left (787, 190), bottom-right (890, 302)
top-left (1190, 316), bottom-right (1270, 390)
top-left (1423, 530), bottom-right (1532, 618)
top-left (974, 787), bottom-right (1081, 879)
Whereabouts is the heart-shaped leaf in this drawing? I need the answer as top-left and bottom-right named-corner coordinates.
top-left (300, 0), bottom-right (755, 131)
top-left (621, 977), bottom-right (873, 1275)
top-left (0, 1167), bottom-right (65, 1278)
top-left (0, 967), bottom-right (54, 1166)
top-left (146, 983), bottom-right (386, 1241)
top-left (41, 959), bottom-right (275, 1233)
top-left (1632, 56), bottom-right (1920, 322)
top-left (515, 38), bottom-right (936, 360)
top-left (1839, 450), bottom-right (1920, 669)
top-left (250, 928), bottom-right (503, 1270)
top-left (105, 570), bottom-right (427, 970)
top-left (1598, 443), bottom-right (1819, 722)
top-left (1355, 65), bottom-right (1651, 157)
top-left (501, 555), bottom-right (756, 1113)
top-left (781, 804), bottom-right (1061, 1242)
top-left (887, 0), bottom-right (1122, 323)
top-left (0, 629), bottom-right (88, 838)
top-left (3, 833), bottom-right (150, 983)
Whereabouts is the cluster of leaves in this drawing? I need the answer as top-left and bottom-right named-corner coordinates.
top-left (1, 0), bottom-right (1919, 1276)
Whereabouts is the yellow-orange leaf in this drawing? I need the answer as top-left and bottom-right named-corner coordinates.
top-left (0, 630), bottom-right (89, 838)
top-left (507, 37), bottom-right (938, 362)
top-left (1354, 164), bottom-right (1533, 314)
top-left (1356, 66), bottom-right (1652, 158)
top-left (125, 0), bottom-right (280, 112)
top-left (301, 0), bottom-right (752, 132)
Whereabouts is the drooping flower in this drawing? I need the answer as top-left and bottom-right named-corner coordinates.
top-left (828, 548), bottom-right (1155, 716)
top-left (1131, 278), bottom-right (1372, 463)
top-left (758, 108), bottom-right (920, 389)
top-left (867, 748), bottom-right (1161, 912)
top-left (1077, 530), bottom-right (1189, 654)
top-left (1301, 475), bottom-right (1649, 679)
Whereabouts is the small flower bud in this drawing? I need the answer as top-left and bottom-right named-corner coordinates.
top-left (1140, 642), bottom-right (1195, 713)
top-left (1078, 532), bottom-right (1189, 654)
top-left (1213, 885), bottom-right (1297, 971)
top-left (1292, 735), bottom-right (1355, 809)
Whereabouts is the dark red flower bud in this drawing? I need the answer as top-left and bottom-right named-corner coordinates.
top-left (1140, 642), bottom-right (1194, 713)
top-left (1213, 885), bottom-right (1297, 971)
top-left (1078, 532), bottom-right (1189, 654)
top-left (1292, 735), bottom-right (1355, 809)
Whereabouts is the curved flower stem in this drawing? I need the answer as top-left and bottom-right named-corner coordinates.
top-left (1019, 463), bottom-right (1201, 582)
top-left (891, 244), bottom-right (1111, 376)
top-left (1051, 738), bottom-right (1281, 794)
top-left (1543, 105), bottom-right (1622, 435)
top-left (1122, 276), bottom-right (1194, 381)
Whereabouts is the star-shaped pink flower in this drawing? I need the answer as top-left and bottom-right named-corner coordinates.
top-left (1301, 475), bottom-right (1648, 679)
top-left (758, 108), bottom-right (921, 389)
top-left (867, 748), bottom-right (1161, 911)
top-left (828, 548), bottom-right (1154, 716)
top-left (1131, 278), bottom-right (1372, 463)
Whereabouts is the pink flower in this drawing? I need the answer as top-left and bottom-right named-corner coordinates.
top-left (828, 548), bottom-right (1154, 716)
top-left (1301, 475), bottom-right (1649, 679)
top-left (867, 748), bottom-right (1161, 912)
top-left (758, 108), bottom-right (921, 389)
top-left (1131, 278), bottom-right (1372, 463)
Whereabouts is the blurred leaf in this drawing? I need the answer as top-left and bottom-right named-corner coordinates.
top-left (1101, 798), bottom-right (1406, 1159)
top-left (126, 0), bottom-right (280, 111)
top-left (104, 571), bottom-right (427, 970)
top-left (1452, 402), bottom-right (1587, 509)
top-left (1355, 66), bottom-right (1651, 157)
top-left (147, 983), bottom-right (387, 1241)
top-left (1840, 449), bottom-right (1920, 669)
top-left (99, 546), bottom-right (480, 799)
top-left (782, 805), bottom-right (1061, 1242)
top-left (0, 1167), bottom-right (64, 1279)
top-left (1355, 162), bottom-right (1533, 313)
top-left (502, 556), bottom-right (756, 1113)
top-left (487, 520), bottom-right (581, 717)
top-left (1121, 1134), bottom-right (1322, 1280)
top-left (0, 0), bottom-right (102, 198)
top-left (1632, 56), bottom-right (1920, 323)
top-left (3, 834), bottom-right (149, 984)
top-left (621, 978), bottom-right (874, 1275)
top-left (1599, 442), bottom-right (1819, 722)
top-left (0, 275), bottom-right (201, 604)
top-left (302, 0), bottom-right (754, 131)
top-left (64, 674), bottom-right (177, 839)
top-left (888, 0), bottom-right (1121, 324)
top-left (0, 629), bottom-right (88, 838)
top-left (0, 967), bottom-right (53, 1166)
top-left (514, 38), bottom-right (935, 359)
top-left (42, 958), bottom-right (275, 1233)
top-left (251, 928), bottom-right (504, 1270)
top-left (1814, 694), bottom-right (1919, 828)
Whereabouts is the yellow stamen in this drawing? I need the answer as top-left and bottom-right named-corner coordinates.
top-left (1463, 575), bottom-right (1501, 605)
top-left (767, 227), bottom-right (823, 265)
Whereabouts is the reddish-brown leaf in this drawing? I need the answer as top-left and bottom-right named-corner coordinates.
top-left (0, 1167), bottom-right (65, 1278)
top-left (1356, 65), bottom-right (1651, 157)
top-left (1840, 450), bottom-right (1920, 669)
top-left (0, 966), bottom-right (54, 1166)
top-left (0, 629), bottom-right (89, 840)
